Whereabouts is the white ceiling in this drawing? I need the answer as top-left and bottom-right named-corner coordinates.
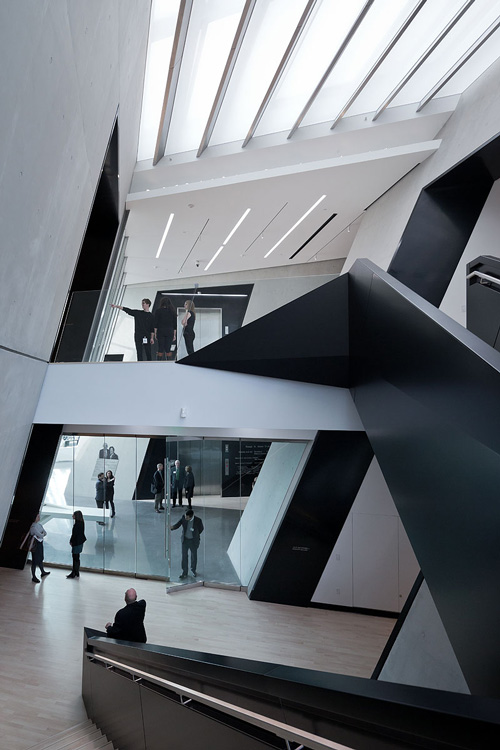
top-left (124, 0), bottom-right (500, 286)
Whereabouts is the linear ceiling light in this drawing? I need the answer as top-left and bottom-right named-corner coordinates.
top-left (156, 213), bottom-right (174, 258)
top-left (204, 208), bottom-right (251, 271)
top-left (204, 246), bottom-right (224, 271)
top-left (264, 195), bottom-right (326, 259)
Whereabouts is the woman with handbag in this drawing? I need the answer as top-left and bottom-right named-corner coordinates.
top-left (29, 513), bottom-right (50, 583)
top-left (67, 510), bottom-right (86, 579)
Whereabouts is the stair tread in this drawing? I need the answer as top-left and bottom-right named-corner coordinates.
top-left (25, 722), bottom-right (105, 750)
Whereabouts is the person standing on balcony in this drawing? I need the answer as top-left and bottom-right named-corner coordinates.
top-left (184, 465), bottom-right (195, 509)
top-left (152, 297), bottom-right (177, 361)
top-left (111, 299), bottom-right (154, 361)
top-left (181, 299), bottom-right (196, 356)
top-left (152, 463), bottom-right (165, 513)
top-left (171, 459), bottom-right (185, 507)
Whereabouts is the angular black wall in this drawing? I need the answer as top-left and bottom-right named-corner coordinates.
top-left (249, 431), bottom-right (373, 606)
top-left (349, 259), bottom-right (500, 698)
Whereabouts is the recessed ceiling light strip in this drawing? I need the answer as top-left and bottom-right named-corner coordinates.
top-left (204, 208), bottom-right (251, 271)
top-left (417, 15), bottom-right (500, 112)
top-left (372, 0), bottom-right (474, 122)
top-left (156, 213), bottom-right (174, 258)
top-left (204, 246), bottom-right (224, 271)
top-left (264, 195), bottom-right (326, 259)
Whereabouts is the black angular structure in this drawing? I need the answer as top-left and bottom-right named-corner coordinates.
top-left (178, 274), bottom-right (349, 387)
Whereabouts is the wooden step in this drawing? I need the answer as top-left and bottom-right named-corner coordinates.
top-left (25, 721), bottom-right (115, 750)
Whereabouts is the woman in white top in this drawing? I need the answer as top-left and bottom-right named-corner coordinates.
top-left (29, 513), bottom-right (50, 583)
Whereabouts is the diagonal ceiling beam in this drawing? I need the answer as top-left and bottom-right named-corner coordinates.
top-left (417, 15), bottom-right (500, 112)
top-left (197, 0), bottom-right (257, 158)
top-left (287, 0), bottom-right (375, 140)
top-left (153, 0), bottom-right (194, 166)
top-left (330, 0), bottom-right (428, 131)
top-left (372, 0), bottom-right (474, 122)
top-left (242, 0), bottom-right (319, 148)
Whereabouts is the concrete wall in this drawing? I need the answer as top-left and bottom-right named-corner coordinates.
top-left (0, 1), bottom-right (151, 541)
top-left (343, 56), bottom-right (500, 326)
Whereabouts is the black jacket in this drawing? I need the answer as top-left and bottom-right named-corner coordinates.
top-left (123, 307), bottom-right (153, 338)
top-left (106, 600), bottom-right (147, 643)
top-left (95, 479), bottom-right (105, 503)
top-left (153, 469), bottom-right (164, 493)
top-left (171, 515), bottom-right (203, 545)
top-left (70, 520), bottom-right (86, 547)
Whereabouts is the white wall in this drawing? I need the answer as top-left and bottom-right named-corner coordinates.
top-left (343, 56), bottom-right (500, 308)
top-left (0, 1), bottom-right (150, 541)
top-left (227, 442), bottom-right (310, 585)
top-left (34, 362), bottom-right (364, 439)
top-left (312, 458), bottom-right (420, 613)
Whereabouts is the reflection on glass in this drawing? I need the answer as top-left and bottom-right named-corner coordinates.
top-left (40, 434), bottom-right (308, 587)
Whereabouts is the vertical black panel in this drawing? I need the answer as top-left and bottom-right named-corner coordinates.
top-left (0, 424), bottom-right (62, 569)
top-left (88, 666), bottom-right (145, 750)
top-left (249, 431), bottom-right (373, 606)
top-left (52, 121), bottom-right (119, 362)
top-left (388, 140), bottom-right (498, 306)
top-left (349, 259), bottom-right (500, 698)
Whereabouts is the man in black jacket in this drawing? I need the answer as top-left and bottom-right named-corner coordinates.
top-left (152, 462), bottom-right (165, 512)
top-left (111, 299), bottom-right (154, 361)
top-left (105, 588), bottom-right (147, 643)
top-left (171, 509), bottom-right (204, 579)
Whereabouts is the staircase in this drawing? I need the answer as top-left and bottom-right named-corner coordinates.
top-left (26, 720), bottom-right (115, 750)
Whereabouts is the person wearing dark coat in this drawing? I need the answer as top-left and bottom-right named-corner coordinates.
top-left (183, 465), bottom-right (195, 508)
top-left (152, 463), bottom-right (165, 512)
top-left (170, 459), bottom-right (185, 507)
top-left (105, 588), bottom-right (147, 643)
top-left (67, 510), bottom-right (86, 579)
top-left (105, 470), bottom-right (116, 517)
top-left (171, 509), bottom-right (204, 579)
top-left (152, 297), bottom-right (177, 360)
top-left (111, 299), bottom-right (154, 361)
top-left (95, 473), bottom-right (105, 508)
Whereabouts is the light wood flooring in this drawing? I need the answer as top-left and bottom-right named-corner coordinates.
top-left (0, 566), bottom-right (396, 750)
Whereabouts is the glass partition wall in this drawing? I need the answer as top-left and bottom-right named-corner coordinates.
top-left (40, 434), bottom-right (308, 587)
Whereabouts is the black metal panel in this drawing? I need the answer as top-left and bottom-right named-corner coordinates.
top-left (0, 424), bottom-right (62, 568)
top-left (248, 431), bottom-right (373, 606)
top-left (466, 255), bottom-right (500, 350)
top-left (87, 664), bottom-right (145, 750)
top-left (141, 685), bottom-right (279, 750)
top-left (84, 632), bottom-right (500, 749)
top-left (387, 134), bottom-right (500, 306)
top-left (349, 259), bottom-right (500, 698)
top-left (178, 275), bottom-right (349, 387)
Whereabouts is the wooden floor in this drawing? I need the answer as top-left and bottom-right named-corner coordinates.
top-left (0, 566), bottom-right (396, 750)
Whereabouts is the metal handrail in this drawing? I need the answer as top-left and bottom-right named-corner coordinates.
top-left (87, 652), bottom-right (354, 750)
top-left (466, 270), bottom-right (500, 286)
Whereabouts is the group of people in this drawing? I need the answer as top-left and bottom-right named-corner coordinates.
top-left (95, 470), bottom-right (116, 517)
top-left (152, 459), bottom-right (195, 512)
top-left (28, 510), bottom-right (86, 582)
top-left (111, 298), bottom-right (196, 361)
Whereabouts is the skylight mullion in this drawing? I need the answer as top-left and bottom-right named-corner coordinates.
top-left (372, 0), bottom-right (474, 122)
top-left (242, 0), bottom-right (319, 148)
top-left (329, 0), bottom-right (428, 131)
top-left (197, 0), bottom-right (257, 158)
top-left (417, 15), bottom-right (500, 112)
top-left (153, 0), bottom-right (194, 166)
top-left (287, 0), bottom-right (375, 140)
